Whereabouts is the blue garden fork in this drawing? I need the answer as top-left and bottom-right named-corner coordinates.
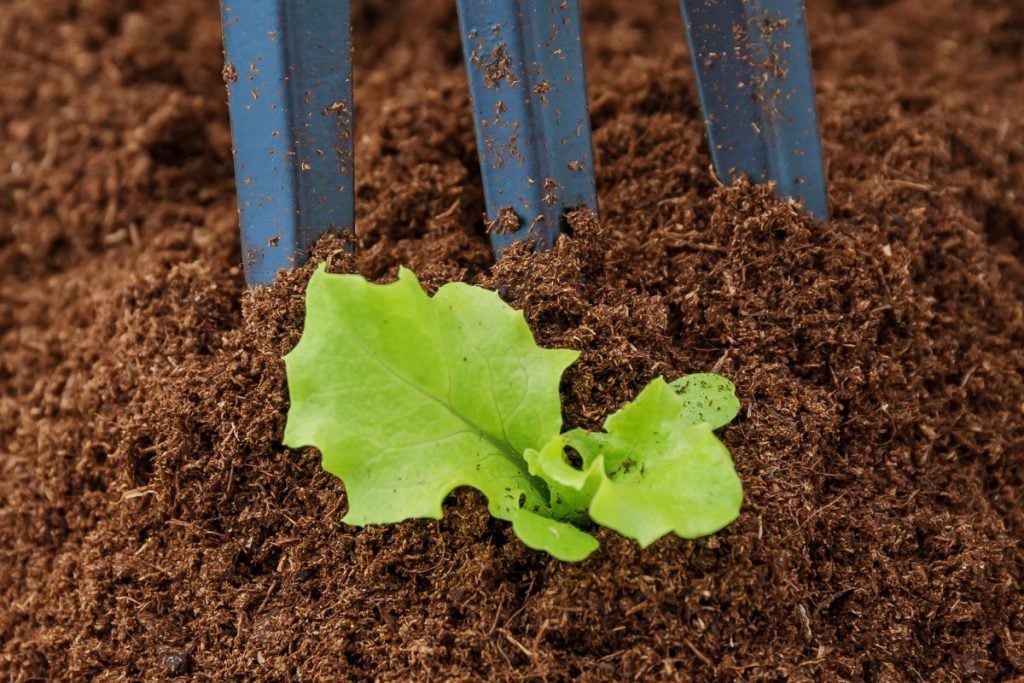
top-left (220, 0), bottom-right (828, 287)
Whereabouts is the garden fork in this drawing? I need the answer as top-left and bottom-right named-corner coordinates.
top-left (220, 0), bottom-right (828, 286)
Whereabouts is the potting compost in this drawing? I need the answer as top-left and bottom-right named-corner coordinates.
top-left (1, 0), bottom-right (1022, 679)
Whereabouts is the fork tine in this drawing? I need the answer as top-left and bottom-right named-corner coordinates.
top-left (456, 0), bottom-right (598, 254)
top-left (680, 0), bottom-right (829, 219)
top-left (220, 0), bottom-right (355, 287)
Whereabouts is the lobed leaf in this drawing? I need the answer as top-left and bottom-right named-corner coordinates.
top-left (283, 264), bottom-right (577, 527)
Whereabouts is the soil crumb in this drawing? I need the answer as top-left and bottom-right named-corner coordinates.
top-left (2, 0), bottom-right (1023, 680)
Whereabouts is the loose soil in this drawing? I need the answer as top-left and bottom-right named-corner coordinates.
top-left (2, 0), bottom-right (1023, 680)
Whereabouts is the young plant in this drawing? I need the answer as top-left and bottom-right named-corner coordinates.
top-left (283, 265), bottom-right (743, 561)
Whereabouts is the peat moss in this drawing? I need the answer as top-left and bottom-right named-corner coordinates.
top-left (1, 0), bottom-right (1023, 680)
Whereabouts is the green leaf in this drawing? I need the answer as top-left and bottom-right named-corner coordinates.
top-left (523, 436), bottom-right (600, 524)
top-left (534, 377), bottom-right (743, 548)
top-left (511, 508), bottom-right (598, 562)
top-left (283, 264), bottom-right (578, 528)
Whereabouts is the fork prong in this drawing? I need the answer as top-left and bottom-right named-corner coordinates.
top-left (221, 0), bottom-right (355, 287)
top-left (456, 0), bottom-right (598, 254)
top-left (680, 0), bottom-right (829, 219)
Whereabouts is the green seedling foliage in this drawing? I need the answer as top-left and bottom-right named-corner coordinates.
top-left (284, 265), bottom-right (743, 561)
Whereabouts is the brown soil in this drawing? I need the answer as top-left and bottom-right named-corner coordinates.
top-left (2, 0), bottom-right (1023, 680)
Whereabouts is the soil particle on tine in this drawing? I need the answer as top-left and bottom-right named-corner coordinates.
top-left (1, 0), bottom-right (1023, 681)
top-left (487, 206), bottom-right (524, 236)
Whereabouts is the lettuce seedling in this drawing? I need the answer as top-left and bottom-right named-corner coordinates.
top-left (283, 265), bottom-right (742, 561)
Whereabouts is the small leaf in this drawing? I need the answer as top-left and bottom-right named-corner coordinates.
top-left (559, 377), bottom-right (743, 547)
top-left (524, 436), bottom-right (600, 524)
top-left (283, 265), bottom-right (578, 530)
top-left (511, 508), bottom-right (599, 562)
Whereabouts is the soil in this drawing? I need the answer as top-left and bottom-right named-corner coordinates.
top-left (2, 0), bottom-right (1023, 680)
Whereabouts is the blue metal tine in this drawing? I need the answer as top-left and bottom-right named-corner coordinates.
top-left (456, 0), bottom-right (598, 254)
top-left (679, 0), bottom-right (829, 219)
top-left (220, 0), bottom-right (355, 287)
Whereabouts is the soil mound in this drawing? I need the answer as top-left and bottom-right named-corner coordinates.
top-left (2, 0), bottom-right (1022, 679)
